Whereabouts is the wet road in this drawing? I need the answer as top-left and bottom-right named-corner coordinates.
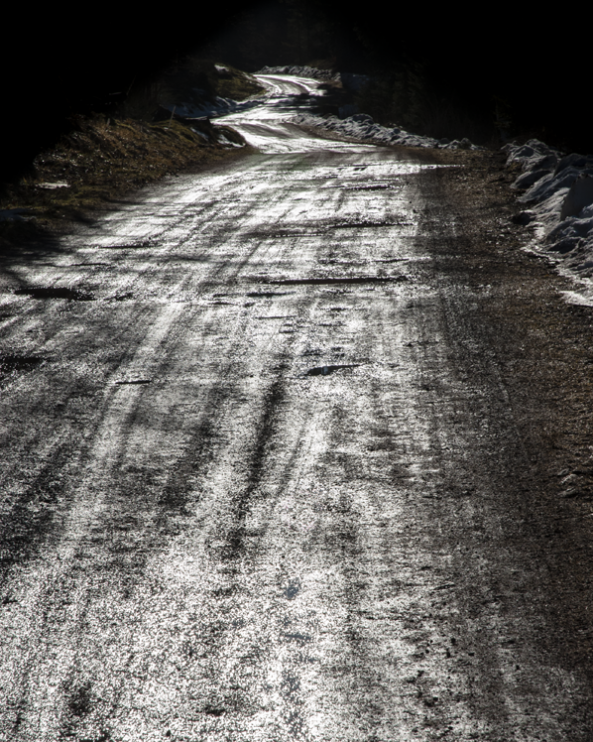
top-left (2, 76), bottom-right (593, 741)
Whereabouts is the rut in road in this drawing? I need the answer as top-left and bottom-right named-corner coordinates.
top-left (1, 75), bottom-right (593, 742)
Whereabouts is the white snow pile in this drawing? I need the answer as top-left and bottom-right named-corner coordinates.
top-left (258, 65), bottom-right (341, 83)
top-left (291, 111), bottom-right (482, 151)
top-left (504, 139), bottom-right (593, 277)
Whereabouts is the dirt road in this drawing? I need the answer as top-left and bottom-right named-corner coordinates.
top-left (2, 76), bottom-right (593, 742)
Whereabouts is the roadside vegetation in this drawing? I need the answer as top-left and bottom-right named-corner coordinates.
top-left (0, 59), bottom-right (262, 248)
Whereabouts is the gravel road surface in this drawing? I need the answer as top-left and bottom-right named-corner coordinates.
top-left (2, 75), bottom-right (593, 742)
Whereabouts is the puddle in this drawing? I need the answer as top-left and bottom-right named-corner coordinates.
top-left (14, 287), bottom-right (94, 301)
top-left (256, 314), bottom-right (294, 319)
top-left (245, 229), bottom-right (324, 239)
top-left (319, 259), bottom-right (366, 266)
top-left (305, 364), bottom-right (360, 376)
top-left (246, 291), bottom-right (291, 298)
top-left (282, 632), bottom-right (312, 644)
top-left (330, 219), bottom-right (405, 229)
top-left (283, 580), bottom-right (301, 599)
top-left (346, 184), bottom-right (394, 191)
top-left (271, 276), bottom-right (405, 285)
top-left (98, 240), bottom-right (154, 249)
top-left (0, 355), bottom-right (43, 378)
top-left (70, 262), bottom-right (110, 267)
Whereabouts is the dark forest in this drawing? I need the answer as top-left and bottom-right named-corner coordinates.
top-left (2, 0), bottom-right (584, 183)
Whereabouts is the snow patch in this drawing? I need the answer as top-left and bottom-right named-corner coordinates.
top-left (504, 139), bottom-right (593, 278)
top-left (291, 112), bottom-right (482, 151)
top-left (559, 290), bottom-right (593, 307)
top-left (36, 181), bottom-right (69, 190)
top-left (258, 65), bottom-right (341, 83)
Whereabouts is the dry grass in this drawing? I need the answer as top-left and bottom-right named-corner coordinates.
top-left (0, 114), bottom-right (252, 246)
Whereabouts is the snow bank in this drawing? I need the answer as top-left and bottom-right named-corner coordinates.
top-left (291, 111), bottom-right (482, 151)
top-left (258, 65), bottom-right (341, 83)
top-left (504, 139), bottom-right (593, 277)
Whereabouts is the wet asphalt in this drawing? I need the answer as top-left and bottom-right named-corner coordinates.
top-left (2, 76), bottom-right (593, 741)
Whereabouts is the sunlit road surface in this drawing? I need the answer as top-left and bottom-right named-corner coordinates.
top-left (1, 75), bottom-right (593, 742)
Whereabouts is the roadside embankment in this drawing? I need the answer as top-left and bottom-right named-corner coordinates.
top-left (0, 113), bottom-right (252, 247)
